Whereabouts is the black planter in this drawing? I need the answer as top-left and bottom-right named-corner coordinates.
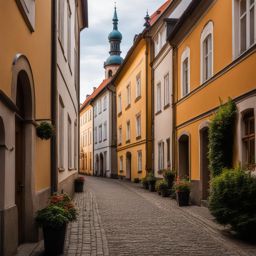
top-left (74, 180), bottom-right (84, 192)
top-left (166, 177), bottom-right (174, 189)
top-left (161, 190), bottom-right (169, 197)
top-left (176, 191), bottom-right (190, 206)
top-left (148, 182), bottom-right (156, 192)
top-left (43, 224), bottom-right (66, 255)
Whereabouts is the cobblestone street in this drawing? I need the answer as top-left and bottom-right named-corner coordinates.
top-left (64, 176), bottom-right (256, 256)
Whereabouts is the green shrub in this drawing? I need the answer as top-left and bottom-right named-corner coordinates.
top-left (36, 122), bottom-right (55, 140)
top-left (146, 172), bottom-right (156, 185)
top-left (208, 99), bottom-right (237, 177)
top-left (174, 179), bottom-right (191, 193)
top-left (163, 169), bottom-right (176, 188)
top-left (209, 168), bottom-right (256, 237)
top-left (141, 177), bottom-right (148, 189)
top-left (155, 179), bottom-right (163, 193)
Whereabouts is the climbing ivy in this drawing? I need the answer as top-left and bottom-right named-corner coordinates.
top-left (208, 99), bottom-right (237, 177)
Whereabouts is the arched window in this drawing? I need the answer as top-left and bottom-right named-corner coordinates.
top-left (242, 109), bottom-right (255, 168)
top-left (200, 21), bottom-right (214, 83)
top-left (108, 70), bottom-right (113, 78)
top-left (181, 47), bottom-right (190, 98)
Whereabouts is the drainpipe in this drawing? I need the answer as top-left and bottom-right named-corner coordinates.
top-left (51, 0), bottom-right (58, 194)
top-left (78, 17), bottom-right (81, 175)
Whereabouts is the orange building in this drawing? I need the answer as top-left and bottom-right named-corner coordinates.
top-left (168, 0), bottom-right (256, 205)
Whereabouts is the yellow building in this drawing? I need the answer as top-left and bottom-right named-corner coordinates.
top-left (80, 97), bottom-right (94, 175)
top-left (113, 32), bottom-right (152, 180)
top-left (0, 1), bottom-right (51, 255)
top-left (168, 0), bottom-right (256, 205)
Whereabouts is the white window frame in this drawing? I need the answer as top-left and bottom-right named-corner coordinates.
top-left (180, 47), bottom-right (190, 98)
top-left (137, 151), bottom-right (142, 172)
top-left (126, 83), bottom-right (131, 107)
top-left (156, 82), bottom-right (161, 112)
top-left (118, 126), bottom-right (122, 145)
top-left (158, 141), bottom-right (164, 171)
top-left (136, 113), bottom-right (141, 137)
top-left (103, 121), bottom-right (107, 140)
top-left (99, 125), bottom-right (102, 143)
top-left (120, 156), bottom-right (123, 171)
top-left (164, 73), bottom-right (170, 107)
top-left (68, 115), bottom-right (72, 169)
top-left (126, 120), bottom-right (131, 141)
top-left (58, 97), bottom-right (65, 168)
top-left (200, 21), bottom-right (214, 84)
top-left (136, 73), bottom-right (141, 99)
top-left (103, 96), bottom-right (107, 111)
top-left (118, 93), bottom-right (122, 114)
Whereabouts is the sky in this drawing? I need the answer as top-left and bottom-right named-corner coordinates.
top-left (79, 0), bottom-right (191, 103)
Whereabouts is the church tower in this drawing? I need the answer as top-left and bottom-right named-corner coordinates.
top-left (104, 6), bottom-right (123, 79)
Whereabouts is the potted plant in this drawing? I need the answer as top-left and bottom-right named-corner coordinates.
top-left (158, 180), bottom-right (169, 197)
top-left (36, 122), bottom-right (55, 140)
top-left (163, 169), bottom-right (176, 189)
top-left (141, 176), bottom-right (149, 189)
top-left (74, 176), bottom-right (85, 192)
top-left (174, 178), bottom-right (191, 206)
top-left (147, 172), bottom-right (156, 192)
top-left (155, 179), bottom-right (162, 195)
top-left (36, 194), bottom-right (77, 255)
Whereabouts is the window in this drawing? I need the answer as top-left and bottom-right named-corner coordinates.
top-left (136, 73), bottom-right (141, 99)
top-left (243, 110), bottom-right (255, 167)
top-left (103, 96), bottom-right (107, 111)
top-left (103, 121), bottom-right (107, 140)
top-left (126, 120), bottom-right (131, 142)
top-left (89, 129), bottom-right (92, 145)
top-left (89, 152), bottom-right (92, 170)
top-left (120, 156), bottom-right (123, 171)
top-left (85, 131), bottom-right (87, 146)
top-left (58, 0), bottom-right (65, 45)
top-left (181, 47), bottom-right (190, 97)
top-left (166, 138), bottom-right (171, 168)
top-left (59, 97), bottom-right (65, 168)
top-left (126, 83), bottom-right (131, 107)
top-left (158, 141), bottom-right (164, 171)
top-left (240, 0), bottom-right (255, 53)
top-left (156, 83), bottom-right (161, 112)
top-left (67, 3), bottom-right (72, 67)
top-left (98, 100), bottom-right (102, 114)
top-left (201, 22), bottom-right (213, 83)
top-left (164, 73), bottom-right (170, 106)
top-left (68, 116), bottom-right (72, 169)
top-left (99, 125), bottom-right (102, 143)
top-left (94, 127), bottom-right (97, 144)
top-left (94, 104), bottom-right (97, 117)
top-left (138, 151), bottom-right (142, 172)
top-left (118, 126), bottom-right (122, 145)
top-left (118, 93), bottom-right (122, 114)
top-left (136, 114), bottom-right (141, 138)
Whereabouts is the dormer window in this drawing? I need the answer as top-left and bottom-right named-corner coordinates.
top-left (108, 70), bottom-right (113, 78)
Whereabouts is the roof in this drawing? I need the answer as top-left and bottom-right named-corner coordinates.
top-left (80, 0), bottom-right (89, 30)
top-left (80, 78), bottom-right (112, 112)
top-left (150, 0), bottom-right (173, 25)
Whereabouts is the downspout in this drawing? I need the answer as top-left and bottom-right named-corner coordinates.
top-left (51, 0), bottom-right (58, 193)
top-left (145, 35), bottom-right (149, 173)
top-left (78, 16), bottom-right (81, 175)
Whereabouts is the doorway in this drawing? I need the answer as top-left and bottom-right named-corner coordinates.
top-left (100, 153), bottom-right (104, 177)
top-left (178, 134), bottom-right (190, 179)
top-left (126, 152), bottom-right (131, 180)
top-left (200, 127), bottom-right (210, 201)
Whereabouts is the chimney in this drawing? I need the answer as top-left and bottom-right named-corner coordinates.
top-left (93, 87), bottom-right (97, 91)
top-left (86, 94), bottom-right (90, 98)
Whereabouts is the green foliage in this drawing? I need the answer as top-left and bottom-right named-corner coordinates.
top-left (141, 177), bottom-right (148, 189)
top-left (208, 99), bottom-right (237, 177)
top-left (36, 122), bottom-right (55, 140)
top-left (146, 172), bottom-right (156, 184)
top-left (36, 193), bottom-right (78, 229)
top-left (174, 179), bottom-right (191, 192)
top-left (163, 169), bottom-right (176, 188)
top-left (209, 168), bottom-right (256, 237)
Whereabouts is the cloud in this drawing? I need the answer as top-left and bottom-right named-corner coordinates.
top-left (80, 0), bottom-right (191, 103)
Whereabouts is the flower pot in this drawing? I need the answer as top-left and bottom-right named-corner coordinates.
top-left (74, 180), bottom-right (84, 192)
top-left (43, 224), bottom-right (66, 255)
top-left (166, 177), bottom-right (174, 189)
top-left (176, 191), bottom-right (190, 206)
top-left (161, 190), bottom-right (169, 197)
top-left (148, 182), bottom-right (156, 192)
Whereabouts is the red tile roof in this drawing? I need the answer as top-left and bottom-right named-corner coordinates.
top-left (150, 0), bottom-right (172, 25)
top-left (80, 78), bottom-right (112, 111)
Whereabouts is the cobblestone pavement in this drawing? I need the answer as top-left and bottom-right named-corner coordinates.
top-left (78, 176), bottom-right (256, 256)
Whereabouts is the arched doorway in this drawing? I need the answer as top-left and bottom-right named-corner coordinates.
top-left (100, 153), bottom-right (104, 177)
top-left (178, 134), bottom-right (190, 179)
top-left (12, 55), bottom-right (36, 244)
top-left (200, 127), bottom-right (210, 201)
top-left (126, 152), bottom-right (132, 180)
top-left (95, 154), bottom-right (99, 176)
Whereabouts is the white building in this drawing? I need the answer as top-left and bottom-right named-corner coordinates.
top-left (57, 0), bottom-right (88, 194)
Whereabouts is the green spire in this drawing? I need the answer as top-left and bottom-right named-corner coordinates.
top-left (113, 4), bottom-right (118, 30)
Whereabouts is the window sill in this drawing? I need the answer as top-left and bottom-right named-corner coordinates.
top-left (58, 168), bottom-right (65, 173)
top-left (164, 103), bottom-right (170, 110)
top-left (119, 170), bottom-right (124, 173)
top-left (118, 143), bottom-right (122, 146)
top-left (126, 139), bottom-right (131, 144)
top-left (136, 135), bottom-right (141, 141)
top-left (125, 104), bottom-right (131, 111)
top-left (135, 96), bottom-right (141, 103)
top-left (138, 170), bottom-right (142, 174)
top-left (118, 111), bottom-right (122, 117)
top-left (68, 167), bottom-right (75, 171)
top-left (155, 110), bottom-right (162, 116)
top-left (103, 139), bottom-right (107, 142)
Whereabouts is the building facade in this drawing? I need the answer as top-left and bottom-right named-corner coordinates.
top-left (168, 0), bottom-right (256, 205)
top-left (0, 1), bottom-right (52, 255)
top-left (80, 99), bottom-right (93, 175)
top-left (56, 0), bottom-right (88, 195)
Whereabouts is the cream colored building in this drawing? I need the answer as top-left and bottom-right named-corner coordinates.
top-left (80, 98), bottom-right (93, 175)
